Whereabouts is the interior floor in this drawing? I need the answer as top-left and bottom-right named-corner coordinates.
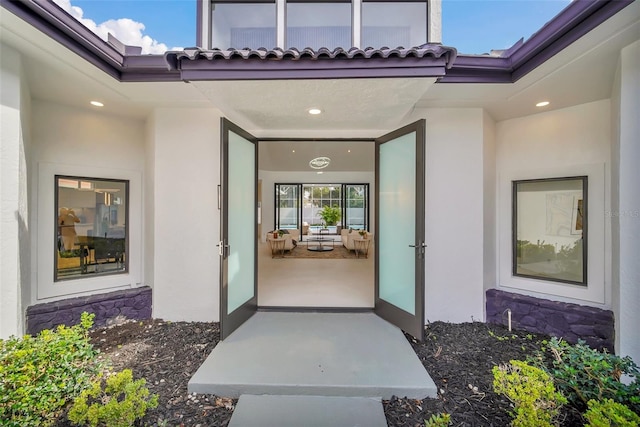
top-left (257, 241), bottom-right (374, 308)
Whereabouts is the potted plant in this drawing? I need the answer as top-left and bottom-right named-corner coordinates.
top-left (318, 205), bottom-right (341, 227)
top-left (358, 230), bottom-right (367, 239)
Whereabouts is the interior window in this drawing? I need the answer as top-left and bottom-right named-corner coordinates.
top-left (362, 1), bottom-right (427, 48)
top-left (211, 2), bottom-right (276, 49)
top-left (55, 176), bottom-right (129, 281)
top-left (513, 177), bottom-right (587, 285)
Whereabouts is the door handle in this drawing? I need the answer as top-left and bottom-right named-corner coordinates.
top-left (409, 242), bottom-right (427, 256)
top-left (216, 241), bottom-right (230, 257)
top-left (408, 243), bottom-right (428, 248)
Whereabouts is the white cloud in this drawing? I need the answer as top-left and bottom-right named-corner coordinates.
top-left (52, 0), bottom-right (180, 54)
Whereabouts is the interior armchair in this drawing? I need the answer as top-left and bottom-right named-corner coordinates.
top-left (266, 229), bottom-right (300, 251)
top-left (341, 229), bottom-right (373, 251)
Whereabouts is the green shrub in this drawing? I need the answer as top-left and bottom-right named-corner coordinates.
top-left (68, 369), bottom-right (158, 427)
top-left (493, 360), bottom-right (567, 427)
top-left (584, 399), bottom-right (640, 427)
top-left (425, 412), bottom-right (451, 427)
top-left (538, 338), bottom-right (640, 413)
top-left (0, 312), bottom-right (99, 427)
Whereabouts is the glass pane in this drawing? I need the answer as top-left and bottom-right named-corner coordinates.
top-left (227, 131), bottom-right (256, 313)
top-left (287, 3), bottom-right (351, 49)
top-left (362, 2), bottom-right (427, 48)
top-left (514, 178), bottom-right (586, 285)
top-left (302, 184), bottom-right (342, 234)
top-left (345, 184), bottom-right (367, 229)
top-left (55, 177), bottom-right (128, 281)
top-left (276, 184), bottom-right (299, 229)
top-left (212, 3), bottom-right (276, 49)
top-left (379, 132), bottom-right (416, 314)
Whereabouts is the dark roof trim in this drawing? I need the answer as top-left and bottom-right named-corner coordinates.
top-left (1, 0), bottom-right (182, 81)
top-left (164, 45), bottom-right (457, 80)
top-left (1, 0), bottom-right (633, 84)
top-left (440, 0), bottom-right (634, 83)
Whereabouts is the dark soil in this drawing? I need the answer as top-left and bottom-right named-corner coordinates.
top-left (57, 319), bottom-right (584, 426)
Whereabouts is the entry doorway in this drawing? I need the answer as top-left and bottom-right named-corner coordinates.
top-left (220, 119), bottom-right (426, 340)
top-left (257, 145), bottom-right (375, 309)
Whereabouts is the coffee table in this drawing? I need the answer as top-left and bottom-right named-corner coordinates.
top-left (307, 235), bottom-right (334, 252)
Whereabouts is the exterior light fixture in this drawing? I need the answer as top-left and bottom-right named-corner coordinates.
top-left (308, 108), bottom-right (322, 115)
top-left (309, 157), bottom-right (331, 169)
top-left (536, 101), bottom-right (550, 107)
top-left (90, 101), bottom-right (104, 107)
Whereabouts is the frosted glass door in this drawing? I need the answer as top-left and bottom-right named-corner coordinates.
top-left (375, 120), bottom-right (425, 340)
top-left (220, 119), bottom-right (258, 340)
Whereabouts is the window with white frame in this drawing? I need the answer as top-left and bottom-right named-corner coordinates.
top-left (55, 176), bottom-right (129, 281)
top-left (512, 177), bottom-right (587, 285)
top-left (209, 0), bottom-right (429, 50)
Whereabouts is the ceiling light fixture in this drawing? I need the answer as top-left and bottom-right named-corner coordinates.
top-left (536, 101), bottom-right (550, 107)
top-left (308, 108), bottom-right (322, 115)
top-left (309, 157), bottom-right (331, 169)
top-left (90, 101), bottom-right (104, 107)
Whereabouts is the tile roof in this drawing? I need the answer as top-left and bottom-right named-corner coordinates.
top-left (164, 44), bottom-right (457, 71)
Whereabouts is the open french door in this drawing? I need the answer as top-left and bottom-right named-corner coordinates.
top-left (219, 118), bottom-right (258, 340)
top-left (375, 120), bottom-right (426, 341)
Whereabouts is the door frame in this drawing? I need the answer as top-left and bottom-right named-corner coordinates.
top-left (219, 118), bottom-right (259, 339)
top-left (374, 120), bottom-right (426, 340)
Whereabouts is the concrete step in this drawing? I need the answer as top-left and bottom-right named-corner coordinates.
top-left (189, 312), bottom-right (437, 399)
top-left (228, 395), bottom-right (388, 427)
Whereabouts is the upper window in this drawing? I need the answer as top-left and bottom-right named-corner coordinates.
top-left (513, 177), bottom-right (587, 285)
top-left (55, 176), bottom-right (129, 282)
top-left (286, 2), bottom-right (352, 50)
top-left (210, 0), bottom-right (429, 50)
top-left (211, 2), bottom-right (277, 49)
top-left (362, 1), bottom-right (427, 48)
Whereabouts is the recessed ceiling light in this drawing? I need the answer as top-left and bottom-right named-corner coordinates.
top-left (292, 150), bottom-right (295, 153)
top-left (90, 101), bottom-right (104, 107)
top-left (347, 149), bottom-right (351, 153)
top-left (536, 101), bottom-right (550, 107)
top-left (308, 108), bottom-right (322, 115)
top-left (317, 171), bottom-right (323, 174)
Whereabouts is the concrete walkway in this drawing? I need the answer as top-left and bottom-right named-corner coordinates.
top-left (189, 312), bottom-right (436, 426)
top-left (189, 311), bottom-right (436, 398)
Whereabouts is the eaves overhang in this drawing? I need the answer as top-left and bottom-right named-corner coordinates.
top-left (441, 0), bottom-right (635, 83)
top-left (1, 0), bottom-right (634, 84)
top-left (164, 46), bottom-right (457, 80)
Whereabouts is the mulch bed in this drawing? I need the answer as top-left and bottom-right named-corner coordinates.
top-left (55, 319), bottom-right (584, 426)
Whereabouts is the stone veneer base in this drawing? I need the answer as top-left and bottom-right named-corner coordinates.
top-left (26, 287), bottom-right (152, 335)
top-left (486, 289), bottom-right (614, 352)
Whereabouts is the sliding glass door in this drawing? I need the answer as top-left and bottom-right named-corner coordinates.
top-left (344, 184), bottom-right (368, 230)
top-left (274, 184), bottom-right (301, 231)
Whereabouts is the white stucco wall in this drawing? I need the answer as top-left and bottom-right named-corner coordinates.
top-left (0, 44), bottom-right (30, 338)
top-left (151, 108), bottom-right (221, 322)
top-left (483, 111), bottom-right (497, 299)
top-left (258, 170), bottom-right (376, 241)
top-left (31, 100), bottom-right (146, 301)
top-left (496, 100), bottom-right (611, 306)
top-left (614, 40), bottom-right (640, 364)
top-left (419, 108), bottom-right (486, 323)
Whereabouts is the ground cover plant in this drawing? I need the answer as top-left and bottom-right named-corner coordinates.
top-left (1, 317), bottom-right (627, 426)
top-left (0, 312), bottom-right (99, 427)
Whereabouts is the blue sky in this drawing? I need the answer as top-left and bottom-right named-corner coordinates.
top-left (63, 0), bottom-right (569, 54)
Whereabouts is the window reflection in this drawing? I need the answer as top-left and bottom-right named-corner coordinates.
top-left (211, 2), bottom-right (276, 49)
top-left (55, 176), bottom-right (128, 281)
top-left (287, 2), bottom-right (352, 49)
top-left (513, 177), bottom-right (587, 285)
top-left (362, 2), bottom-right (427, 48)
